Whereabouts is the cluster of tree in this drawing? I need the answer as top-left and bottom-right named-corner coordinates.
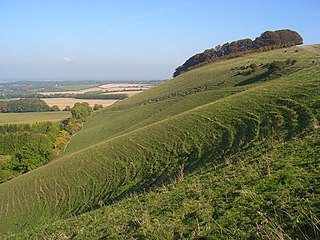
top-left (0, 122), bottom-right (65, 182)
top-left (174, 29), bottom-right (303, 77)
top-left (71, 102), bottom-right (93, 121)
top-left (3, 93), bottom-right (72, 99)
top-left (0, 102), bottom-right (98, 183)
top-left (75, 93), bottom-right (128, 100)
top-left (0, 98), bottom-right (51, 113)
top-left (0, 98), bottom-right (107, 113)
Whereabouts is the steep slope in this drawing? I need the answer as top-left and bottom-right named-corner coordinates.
top-left (0, 45), bottom-right (319, 237)
top-left (13, 129), bottom-right (320, 239)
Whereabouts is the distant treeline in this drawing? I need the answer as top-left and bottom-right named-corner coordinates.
top-left (75, 93), bottom-right (128, 100)
top-left (174, 29), bottom-right (303, 77)
top-left (1, 92), bottom-right (128, 100)
top-left (0, 98), bottom-right (51, 113)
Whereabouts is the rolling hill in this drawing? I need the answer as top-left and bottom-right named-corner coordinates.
top-left (1, 45), bottom-right (320, 239)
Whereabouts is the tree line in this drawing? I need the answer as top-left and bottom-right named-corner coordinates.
top-left (0, 98), bottom-right (51, 113)
top-left (0, 98), bottom-right (105, 113)
top-left (2, 92), bottom-right (128, 100)
top-left (173, 29), bottom-right (303, 77)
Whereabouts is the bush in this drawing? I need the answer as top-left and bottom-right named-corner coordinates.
top-left (93, 104), bottom-right (103, 111)
top-left (249, 63), bottom-right (257, 70)
top-left (64, 106), bottom-right (71, 111)
top-left (51, 105), bottom-right (60, 111)
top-left (268, 61), bottom-right (285, 72)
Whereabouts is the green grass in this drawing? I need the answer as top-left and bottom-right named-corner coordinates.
top-left (0, 112), bottom-right (71, 125)
top-left (55, 84), bottom-right (100, 91)
top-left (0, 45), bottom-right (319, 239)
top-left (64, 45), bottom-right (320, 154)
top-left (0, 99), bottom-right (13, 102)
top-left (14, 129), bottom-right (320, 239)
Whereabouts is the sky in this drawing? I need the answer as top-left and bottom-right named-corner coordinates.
top-left (0, 0), bottom-right (319, 81)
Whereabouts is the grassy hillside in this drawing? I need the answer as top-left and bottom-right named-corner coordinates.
top-left (14, 129), bottom-right (320, 239)
top-left (1, 45), bottom-right (319, 238)
top-left (64, 46), bottom-right (319, 154)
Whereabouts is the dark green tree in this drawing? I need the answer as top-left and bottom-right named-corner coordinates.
top-left (71, 102), bottom-right (93, 121)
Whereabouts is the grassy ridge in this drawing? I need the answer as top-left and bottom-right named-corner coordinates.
top-left (63, 46), bottom-right (319, 155)
top-left (0, 46), bottom-right (319, 237)
top-left (66, 46), bottom-right (320, 154)
top-left (0, 64), bottom-right (319, 235)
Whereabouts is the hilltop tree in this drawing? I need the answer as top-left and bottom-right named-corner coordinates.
top-left (173, 29), bottom-right (303, 77)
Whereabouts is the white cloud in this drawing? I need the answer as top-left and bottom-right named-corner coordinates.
top-left (63, 57), bottom-right (73, 63)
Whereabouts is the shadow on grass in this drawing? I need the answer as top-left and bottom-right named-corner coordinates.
top-left (235, 72), bottom-right (270, 86)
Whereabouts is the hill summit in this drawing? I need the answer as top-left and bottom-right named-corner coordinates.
top-left (174, 29), bottom-right (303, 77)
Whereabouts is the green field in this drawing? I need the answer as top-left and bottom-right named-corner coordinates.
top-left (1, 45), bottom-right (320, 239)
top-left (0, 99), bottom-right (16, 102)
top-left (55, 83), bottom-right (100, 91)
top-left (0, 111), bottom-right (71, 125)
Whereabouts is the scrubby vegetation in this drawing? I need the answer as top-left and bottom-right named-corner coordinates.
top-left (0, 102), bottom-right (94, 184)
top-left (0, 45), bottom-right (319, 239)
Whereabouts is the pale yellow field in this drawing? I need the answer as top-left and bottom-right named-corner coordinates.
top-left (41, 98), bottom-right (118, 109)
top-left (40, 87), bottom-right (103, 95)
top-left (105, 91), bottom-right (144, 97)
top-left (39, 83), bottom-right (152, 95)
top-left (38, 83), bottom-right (151, 108)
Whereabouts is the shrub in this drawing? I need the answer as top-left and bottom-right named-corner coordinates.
top-left (51, 105), bottom-right (60, 111)
top-left (268, 61), bottom-right (285, 72)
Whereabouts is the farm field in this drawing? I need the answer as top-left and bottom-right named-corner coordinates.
top-left (99, 83), bottom-right (152, 91)
top-left (104, 90), bottom-right (144, 97)
top-left (55, 83), bottom-right (100, 91)
top-left (39, 83), bottom-right (152, 95)
top-left (41, 98), bottom-right (118, 109)
top-left (0, 111), bottom-right (70, 125)
top-left (1, 45), bottom-right (320, 239)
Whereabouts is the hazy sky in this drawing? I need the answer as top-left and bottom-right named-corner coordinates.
top-left (0, 0), bottom-right (319, 81)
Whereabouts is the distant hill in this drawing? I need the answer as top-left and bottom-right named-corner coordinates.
top-left (174, 29), bottom-right (303, 77)
top-left (1, 44), bottom-right (320, 239)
